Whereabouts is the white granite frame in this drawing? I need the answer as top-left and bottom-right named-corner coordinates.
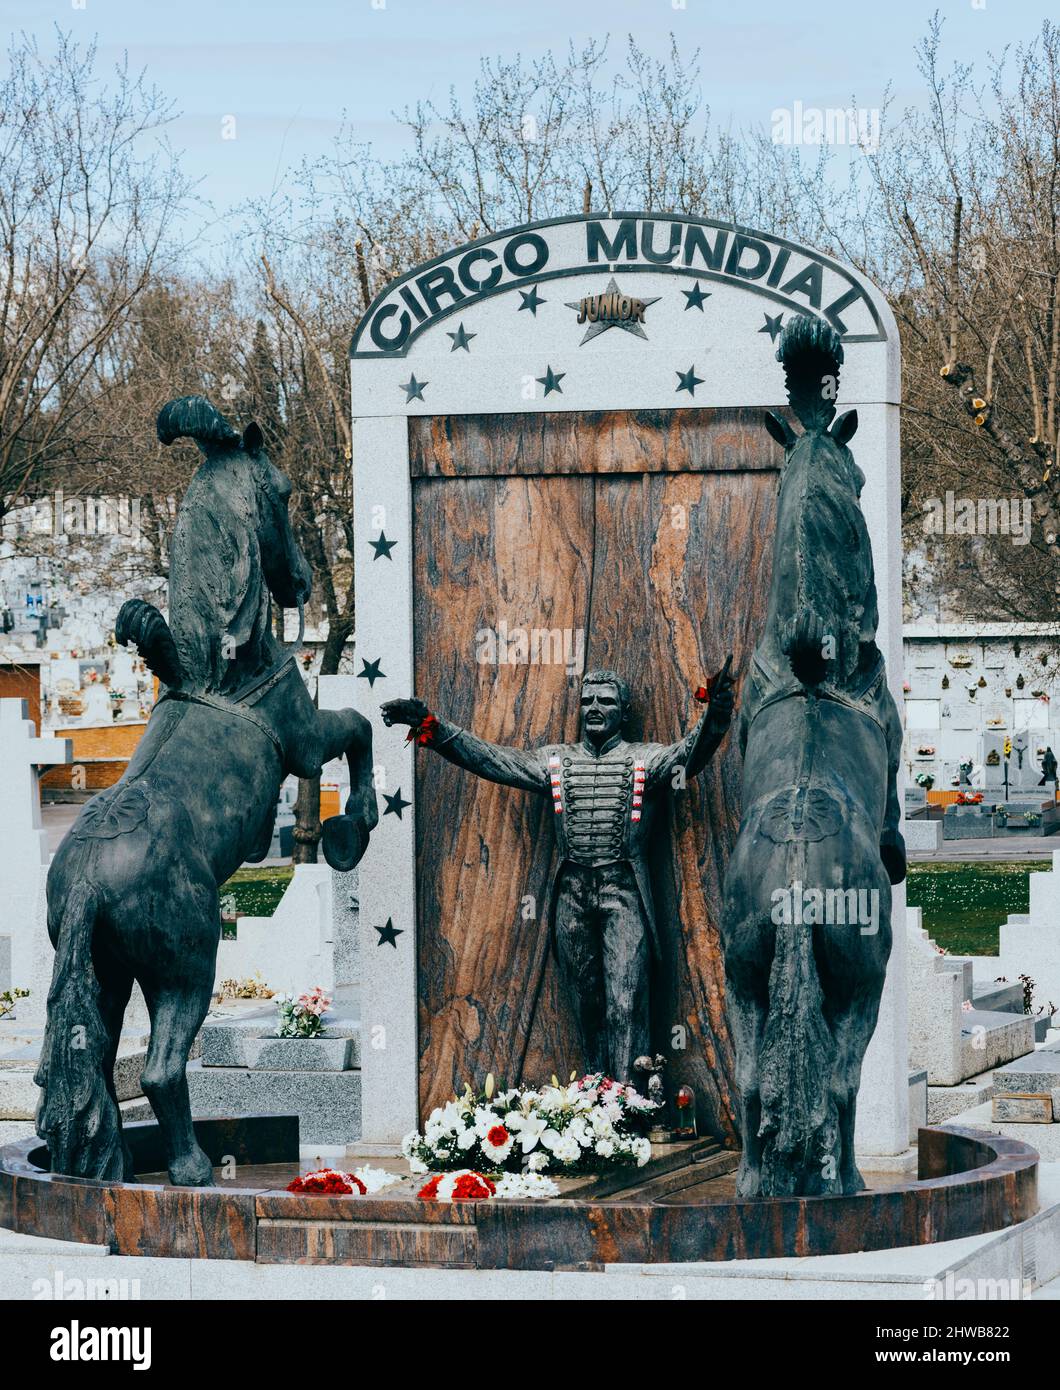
top-left (349, 214), bottom-right (906, 1155)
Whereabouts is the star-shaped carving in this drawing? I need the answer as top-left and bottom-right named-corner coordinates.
top-left (399, 374), bottom-right (427, 402)
top-left (536, 365), bottom-right (565, 396)
top-left (383, 787), bottom-right (411, 819)
top-left (675, 365), bottom-right (704, 396)
top-left (682, 280), bottom-right (711, 311)
top-left (447, 322), bottom-right (476, 352)
top-left (565, 277), bottom-right (659, 344)
top-left (760, 313), bottom-right (784, 342)
top-left (369, 531), bottom-right (397, 560)
top-left (518, 285), bottom-right (545, 315)
top-left (358, 657), bottom-right (385, 687)
top-left (374, 917), bottom-right (403, 948)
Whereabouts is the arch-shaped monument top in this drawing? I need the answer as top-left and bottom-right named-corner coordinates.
top-left (350, 212), bottom-right (898, 411)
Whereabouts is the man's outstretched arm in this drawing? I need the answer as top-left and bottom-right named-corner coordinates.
top-left (380, 697), bottom-right (548, 794)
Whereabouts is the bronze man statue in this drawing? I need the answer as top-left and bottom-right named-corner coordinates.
top-left (381, 663), bottom-right (734, 1084)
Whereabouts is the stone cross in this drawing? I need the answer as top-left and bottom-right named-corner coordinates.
top-left (0, 698), bottom-right (70, 996)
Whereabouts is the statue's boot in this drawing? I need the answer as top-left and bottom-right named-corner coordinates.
top-left (321, 813), bottom-right (370, 872)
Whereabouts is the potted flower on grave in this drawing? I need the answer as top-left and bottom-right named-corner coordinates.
top-left (1026, 811), bottom-right (1042, 829)
top-left (274, 986), bottom-right (332, 1038)
top-left (915, 770), bottom-right (935, 791)
top-left (994, 804), bottom-right (1008, 828)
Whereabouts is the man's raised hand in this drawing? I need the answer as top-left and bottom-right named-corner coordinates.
top-left (381, 697), bottom-right (430, 728)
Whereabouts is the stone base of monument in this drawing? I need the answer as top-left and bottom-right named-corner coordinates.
top-left (0, 1025), bottom-right (157, 1121)
top-left (0, 1117), bottom-right (1040, 1268)
top-left (186, 1006), bottom-right (361, 1147)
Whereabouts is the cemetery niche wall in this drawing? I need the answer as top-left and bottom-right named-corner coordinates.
top-left (349, 213), bottom-right (907, 1153)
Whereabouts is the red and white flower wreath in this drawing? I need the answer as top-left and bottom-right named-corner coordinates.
top-left (418, 1170), bottom-right (496, 1202)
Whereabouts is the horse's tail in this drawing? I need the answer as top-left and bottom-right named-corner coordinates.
top-left (757, 897), bottom-right (838, 1193)
top-left (34, 882), bottom-right (124, 1180)
top-left (116, 598), bottom-right (183, 689)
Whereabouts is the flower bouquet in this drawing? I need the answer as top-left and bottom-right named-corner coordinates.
top-left (274, 986), bottom-right (331, 1038)
top-left (417, 1170), bottom-right (560, 1202)
top-left (286, 1164), bottom-right (404, 1196)
top-left (287, 1168), bottom-right (367, 1195)
top-left (402, 1072), bottom-right (657, 1177)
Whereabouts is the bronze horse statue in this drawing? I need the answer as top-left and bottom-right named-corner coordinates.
top-left (36, 397), bottom-right (378, 1186)
top-left (721, 317), bottom-right (905, 1197)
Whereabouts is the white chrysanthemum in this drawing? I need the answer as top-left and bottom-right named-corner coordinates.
top-left (526, 1151), bottom-right (550, 1172)
top-left (594, 1138), bottom-right (615, 1158)
top-left (566, 1117), bottom-right (591, 1148)
top-left (551, 1134), bottom-right (580, 1164)
top-left (633, 1137), bottom-right (652, 1166)
top-left (590, 1108), bottom-right (616, 1137)
top-left (354, 1165), bottom-right (405, 1194)
top-left (472, 1107), bottom-right (501, 1138)
top-left (493, 1172), bottom-right (560, 1200)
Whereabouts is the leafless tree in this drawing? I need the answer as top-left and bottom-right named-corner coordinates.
top-left (0, 29), bottom-right (191, 522)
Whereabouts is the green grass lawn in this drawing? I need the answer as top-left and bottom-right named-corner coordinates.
top-left (906, 861), bottom-right (1050, 956)
top-left (218, 866), bottom-right (294, 928)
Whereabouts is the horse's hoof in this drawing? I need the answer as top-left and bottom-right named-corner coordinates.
top-left (322, 814), bottom-right (369, 872)
top-left (168, 1148), bottom-right (215, 1187)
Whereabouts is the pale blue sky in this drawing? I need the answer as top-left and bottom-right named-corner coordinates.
top-left (1, 0), bottom-right (1050, 226)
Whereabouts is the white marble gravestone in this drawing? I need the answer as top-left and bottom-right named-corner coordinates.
top-left (0, 700), bottom-right (70, 1001)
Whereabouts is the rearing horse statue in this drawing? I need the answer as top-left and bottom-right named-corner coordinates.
top-left (721, 317), bottom-right (906, 1198)
top-left (36, 397), bottom-right (378, 1186)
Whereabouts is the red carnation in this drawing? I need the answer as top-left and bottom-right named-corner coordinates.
top-left (487, 1124), bottom-right (510, 1148)
top-left (452, 1172), bottom-right (496, 1201)
top-left (286, 1168), bottom-right (367, 1195)
top-left (418, 1174), bottom-right (444, 1201)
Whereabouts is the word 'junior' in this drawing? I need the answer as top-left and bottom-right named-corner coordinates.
top-left (576, 290), bottom-right (646, 325)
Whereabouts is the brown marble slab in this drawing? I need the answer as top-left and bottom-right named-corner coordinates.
top-left (257, 1218), bottom-right (478, 1267)
top-left (0, 1121), bottom-right (1040, 1268)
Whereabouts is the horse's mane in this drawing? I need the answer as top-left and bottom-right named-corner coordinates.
top-left (158, 396), bottom-right (276, 695)
top-left (777, 315), bottom-right (843, 432)
top-left (794, 435), bottom-right (876, 682)
top-left (157, 396), bottom-right (241, 453)
top-left (771, 317), bottom-right (878, 686)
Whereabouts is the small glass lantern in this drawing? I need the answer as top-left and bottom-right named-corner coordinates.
top-left (674, 1085), bottom-right (697, 1140)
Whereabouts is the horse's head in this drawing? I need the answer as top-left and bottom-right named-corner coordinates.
top-left (158, 395), bottom-right (313, 610)
top-left (761, 317), bottom-right (878, 689)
